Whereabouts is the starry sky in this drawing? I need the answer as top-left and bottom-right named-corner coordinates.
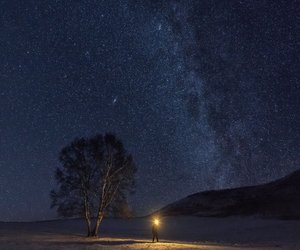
top-left (0, 0), bottom-right (299, 221)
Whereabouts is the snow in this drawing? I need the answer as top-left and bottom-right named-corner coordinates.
top-left (0, 216), bottom-right (299, 249)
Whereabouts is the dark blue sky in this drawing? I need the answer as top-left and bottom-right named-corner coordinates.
top-left (0, 0), bottom-right (299, 221)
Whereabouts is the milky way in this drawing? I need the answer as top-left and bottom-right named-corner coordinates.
top-left (0, 1), bottom-right (299, 221)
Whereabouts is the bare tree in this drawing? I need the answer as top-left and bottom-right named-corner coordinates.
top-left (50, 134), bottom-right (136, 237)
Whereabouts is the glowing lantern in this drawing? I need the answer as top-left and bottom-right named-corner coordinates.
top-left (153, 218), bottom-right (160, 226)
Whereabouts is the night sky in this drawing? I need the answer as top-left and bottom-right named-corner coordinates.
top-left (0, 0), bottom-right (299, 221)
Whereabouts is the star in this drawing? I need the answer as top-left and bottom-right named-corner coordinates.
top-left (112, 96), bottom-right (118, 105)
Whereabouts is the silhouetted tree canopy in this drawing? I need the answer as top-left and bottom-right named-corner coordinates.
top-left (50, 133), bottom-right (137, 236)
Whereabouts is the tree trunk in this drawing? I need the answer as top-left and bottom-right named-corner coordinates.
top-left (85, 216), bottom-right (92, 237)
top-left (83, 195), bottom-right (92, 237)
top-left (92, 212), bottom-right (104, 237)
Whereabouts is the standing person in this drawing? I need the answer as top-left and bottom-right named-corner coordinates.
top-left (152, 218), bottom-right (159, 242)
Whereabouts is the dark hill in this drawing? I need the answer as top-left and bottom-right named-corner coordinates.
top-left (156, 170), bottom-right (300, 219)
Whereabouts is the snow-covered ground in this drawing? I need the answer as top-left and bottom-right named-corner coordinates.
top-left (0, 216), bottom-right (299, 249)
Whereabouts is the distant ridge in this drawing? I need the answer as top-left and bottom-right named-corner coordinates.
top-left (155, 170), bottom-right (300, 219)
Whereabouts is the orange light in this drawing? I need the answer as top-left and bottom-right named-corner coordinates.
top-left (154, 218), bottom-right (160, 225)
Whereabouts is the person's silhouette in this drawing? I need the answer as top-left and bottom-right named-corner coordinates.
top-left (152, 220), bottom-right (159, 242)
